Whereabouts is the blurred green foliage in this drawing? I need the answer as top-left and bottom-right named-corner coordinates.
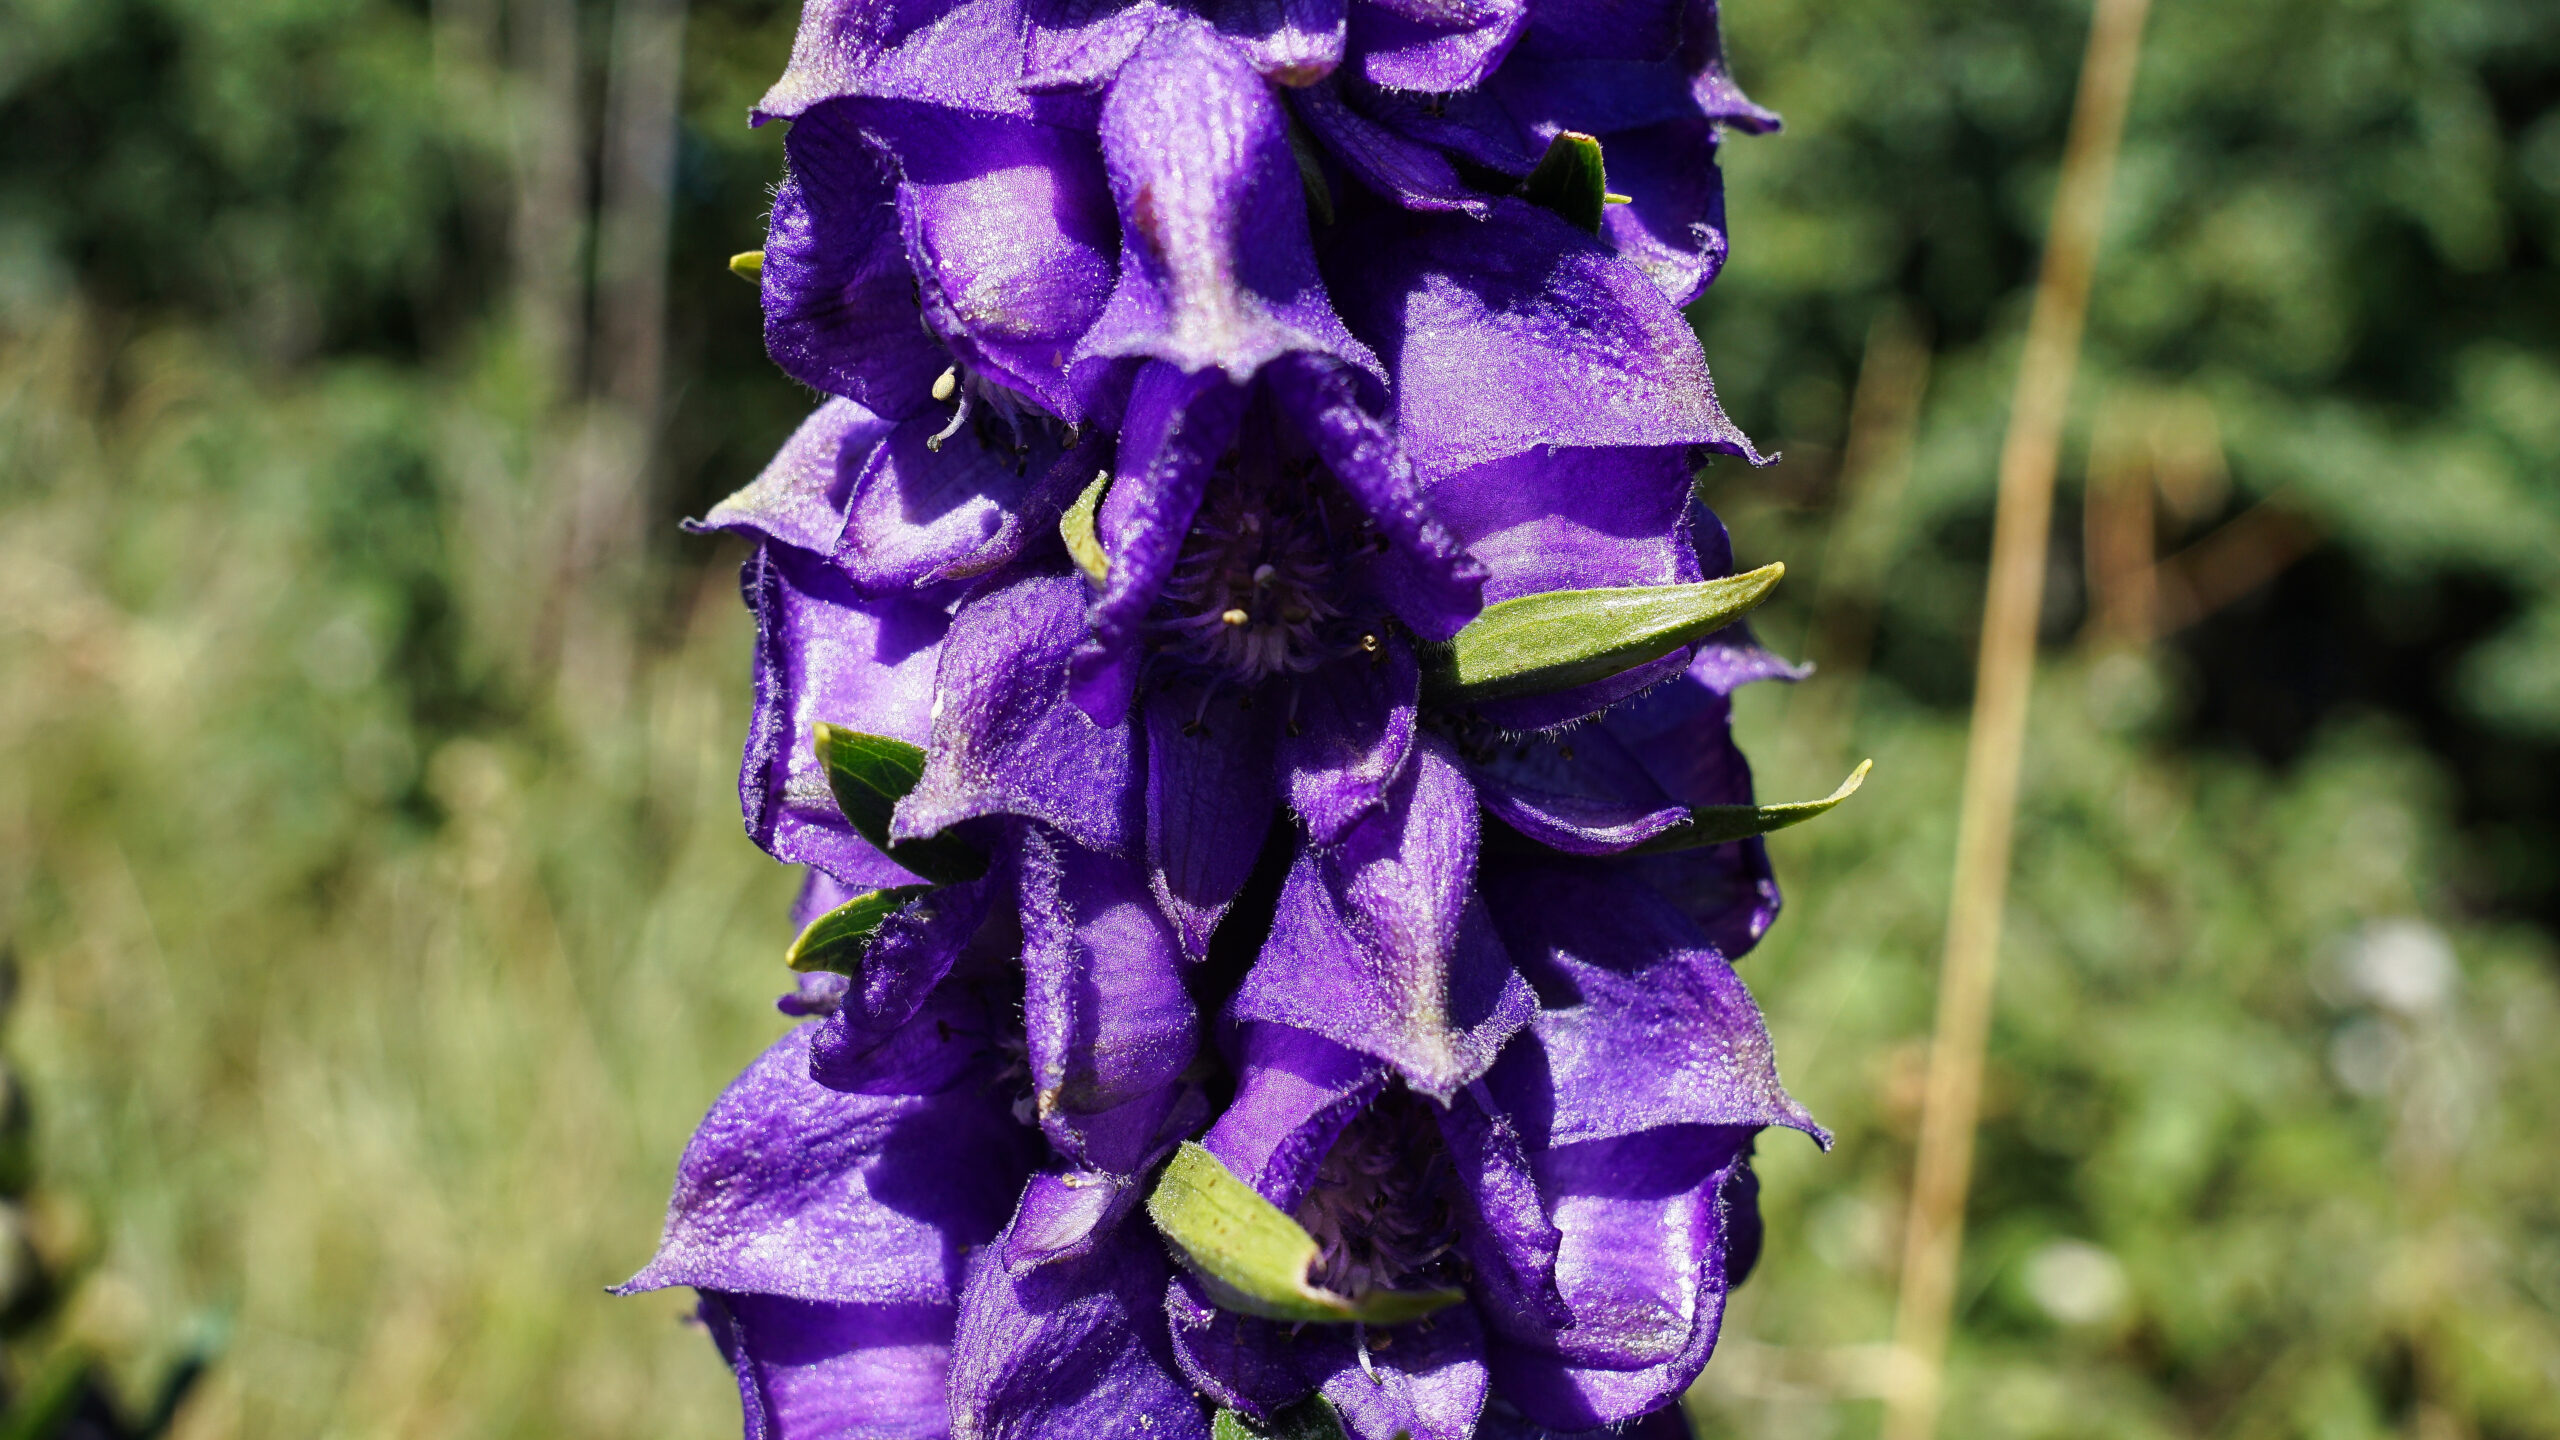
top-left (0, 1), bottom-right (2551, 1438)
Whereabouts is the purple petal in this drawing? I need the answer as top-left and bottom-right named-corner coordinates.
top-left (1071, 362), bottom-right (1248, 720)
top-left (764, 105), bottom-right (948, 419)
top-left (1076, 17), bottom-right (1376, 384)
top-left (1475, 1398), bottom-right (1696, 1440)
top-left (740, 544), bottom-right (948, 890)
top-left (901, 568), bottom-right (1137, 853)
top-left (1468, 721), bottom-right (1687, 855)
top-left (1478, 857), bottom-right (1820, 1149)
top-left (950, 1192), bottom-right (1212, 1439)
top-left (1436, 1083), bottom-right (1570, 1331)
top-left (620, 1022), bottom-right (1039, 1306)
top-left (1278, 635), bottom-right (1420, 848)
top-left (1230, 737), bottom-right (1533, 1099)
top-left (1347, 0), bottom-right (1527, 92)
top-left (1270, 353), bottom-right (1485, 641)
top-left (836, 417), bottom-right (1050, 596)
top-left (1596, 116), bottom-right (1732, 305)
top-left (809, 887), bottom-right (1008, 1075)
top-left (1209, 0), bottom-right (1348, 84)
top-left (1681, 0), bottom-right (1780, 130)
top-left (1022, 0), bottom-right (1166, 91)
top-left (698, 1292), bottom-right (953, 1440)
top-left (1334, 198), bottom-right (1760, 479)
top-left (1289, 80), bottom-right (1486, 215)
top-left (1436, 443), bottom-right (1703, 609)
top-left (1484, 1127), bottom-right (1751, 1427)
top-left (1511, 0), bottom-right (1681, 60)
top-left (1145, 675), bottom-right (1283, 958)
top-left (754, 0), bottom-right (975, 120)
top-left (1017, 828), bottom-right (1203, 1173)
top-left (1304, 1304), bottom-right (1490, 1440)
top-left (694, 399), bottom-right (891, 556)
top-left (1000, 1168), bottom-right (1144, 1274)
top-left (1164, 1274), bottom-right (1313, 1416)
top-left (1201, 1023), bottom-right (1386, 1207)
top-left (869, 106), bottom-right (1118, 417)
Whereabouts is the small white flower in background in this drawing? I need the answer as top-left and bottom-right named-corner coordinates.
top-left (2024, 1239), bottom-right (2129, 1327)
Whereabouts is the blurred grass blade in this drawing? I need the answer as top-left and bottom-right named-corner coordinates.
top-left (785, 886), bottom-right (935, 974)
top-left (1061, 471), bottom-right (1111, 585)
top-left (1423, 564), bottom-right (1784, 706)
top-left (813, 725), bottom-right (987, 884)
top-left (1629, 759), bottom-right (1874, 854)
top-left (1147, 1143), bottom-right (1463, 1326)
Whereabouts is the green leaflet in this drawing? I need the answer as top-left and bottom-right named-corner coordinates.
top-left (1146, 1143), bottom-right (1463, 1327)
top-left (1422, 563), bottom-right (1785, 707)
top-left (1629, 759), bottom-right (1874, 854)
top-left (1061, 471), bottom-right (1112, 586)
top-left (785, 885), bottom-right (936, 974)
top-left (728, 249), bottom-right (763, 283)
top-left (1213, 1399), bottom-right (1352, 1440)
top-left (1521, 131), bottom-right (1631, 234)
top-left (811, 724), bottom-right (988, 885)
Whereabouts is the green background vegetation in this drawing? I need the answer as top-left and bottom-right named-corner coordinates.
top-left (0, 0), bottom-right (2552, 1435)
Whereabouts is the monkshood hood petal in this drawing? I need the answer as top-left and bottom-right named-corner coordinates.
top-left (697, 1292), bottom-right (954, 1440)
top-left (617, 1018), bottom-right (1040, 1309)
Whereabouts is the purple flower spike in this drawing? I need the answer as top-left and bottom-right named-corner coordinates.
top-left (631, 7), bottom-right (1833, 1436)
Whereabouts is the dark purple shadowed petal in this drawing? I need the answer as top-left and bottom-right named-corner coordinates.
top-left (1277, 631), bottom-right (1419, 848)
top-left (809, 881), bottom-right (1007, 1074)
top-left (1304, 1304), bottom-right (1490, 1440)
top-left (1510, 0), bottom-right (1682, 61)
top-left (950, 1192), bottom-right (1212, 1440)
top-left (1436, 1083), bottom-right (1570, 1331)
top-left (1681, 0), bottom-right (1780, 131)
top-left (1468, 721), bottom-right (1687, 855)
top-left (1208, 0), bottom-right (1348, 85)
top-left (764, 105), bottom-right (949, 419)
top-left (779, 970), bottom-right (853, 1019)
top-left (1076, 17), bottom-right (1376, 386)
top-left (1346, 0), bottom-right (1527, 92)
top-left (1484, 1126), bottom-right (1752, 1427)
top-left (1333, 198), bottom-right (1760, 480)
top-left (1595, 116), bottom-right (1731, 305)
top-left (1231, 737), bottom-right (1533, 1099)
top-left (1017, 827), bottom-right (1202, 1173)
top-left (1428, 443), bottom-right (1701, 607)
top-left (1021, 0), bottom-right (1165, 92)
top-left (1201, 1022), bottom-right (1386, 1206)
top-left (1071, 363), bottom-right (1247, 719)
top-left (1720, 1147), bottom-right (1764, 1288)
top-left (837, 418), bottom-right (1054, 595)
top-left (698, 1291), bottom-right (954, 1440)
top-left (1145, 674), bottom-right (1283, 958)
top-left (1474, 1398), bottom-right (1694, 1440)
top-left (1289, 80), bottom-right (1486, 215)
top-left (619, 1022), bottom-right (1040, 1306)
top-left (693, 399), bottom-right (892, 557)
top-left (1165, 1273), bottom-right (1314, 1416)
top-left (1268, 353), bottom-right (1485, 641)
top-left (902, 568), bottom-right (1137, 852)
top-left (866, 105), bottom-right (1118, 417)
top-left (1477, 857), bottom-right (1820, 1149)
top-left (740, 544), bottom-right (949, 891)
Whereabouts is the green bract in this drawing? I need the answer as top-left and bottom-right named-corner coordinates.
top-left (1630, 758), bottom-right (1874, 853)
top-left (1422, 564), bottom-right (1785, 706)
top-left (785, 886), bottom-right (936, 973)
top-left (1145, 1143), bottom-right (1463, 1327)
top-left (1521, 130), bottom-right (1632, 235)
top-left (812, 724), bottom-right (987, 885)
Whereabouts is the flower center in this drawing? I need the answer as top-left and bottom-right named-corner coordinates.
top-left (1293, 1088), bottom-right (1465, 1296)
top-left (1158, 472), bottom-right (1348, 683)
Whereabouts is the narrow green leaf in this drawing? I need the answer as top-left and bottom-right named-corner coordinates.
top-left (1629, 759), bottom-right (1873, 854)
top-left (1214, 1399), bottom-right (1351, 1440)
top-left (786, 885), bottom-right (936, 973)
top-left (812, 724), bottom-right (988, 885)
top-left (1147, 1143), bottom-right (1463, 1327)
top-left (1423, 563), bottom-right (1785, 706)
top-left (1522, 131), bottom-right (1612, 234)
top-left (729, 249), bottom-right (764, 283)
top-left (1061, 471), bottom-right (1112, 585)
